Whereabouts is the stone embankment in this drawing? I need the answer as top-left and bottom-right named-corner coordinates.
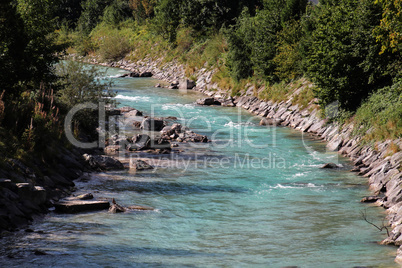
top-left (86, 56), bottom-right (402, 261)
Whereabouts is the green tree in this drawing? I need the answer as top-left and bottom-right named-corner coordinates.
top-left (78, 0), bottom-right (112, 34)
top-left (55, 61), bottom-right (116, 108)
top-left (152, 0), bottom-right (182, 43)
top-left (0, 0), bottom-right (27, 96)
top-left (374, 0), bottom-right (402, 54)
top-left (301, 0), bottom-right (394, 111)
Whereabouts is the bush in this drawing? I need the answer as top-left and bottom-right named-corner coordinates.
top-left (55, 61), bottom-right (116, 108)
top-left (353, 81), bottom-right (402, 141)
top-left (98, 30), bottom-right (131, 61)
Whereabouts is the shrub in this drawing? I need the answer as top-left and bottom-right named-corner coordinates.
top-left (353, 81), bottom-right (402, 141)
top-left (97, 30), bottom-right (131, 62)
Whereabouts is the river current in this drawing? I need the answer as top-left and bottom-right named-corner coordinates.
top-left (0, 65), bottom-right (398, 267)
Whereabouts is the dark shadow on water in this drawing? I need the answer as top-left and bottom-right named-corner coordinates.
top-left (101, 179), bottom-right (248, 196)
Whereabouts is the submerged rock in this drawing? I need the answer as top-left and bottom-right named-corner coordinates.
top-left (320, 163), bottom-right (342, 169)
top-left (196, 97), bottom-right (220, 106)
top-left (109, 199), bottom-right (126, 213)
top-left (130, 159), bottom-right (153, 170)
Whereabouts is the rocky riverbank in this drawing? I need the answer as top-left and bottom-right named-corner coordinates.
top-left (0, 147), bottom-right (88, 234)
top-left (82, 55), bottom-right (402, 262)
top-left (0, 99), bottom-right (212, 236)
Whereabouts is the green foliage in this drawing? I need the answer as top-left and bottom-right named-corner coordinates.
top-left (152, 0), bottom-right (182, 43)
top-left (0, 0), bottom-right (27, 96)
top-left (225, 9), bottom-right (254, 81)
top-left (374, 0), bottom-right (402, 54)
top-left (273, 19), bottom-right (303, 81)
top-left (55, 61), bottom-right (116, 108)
top-left (353, 81), bottom-right (402, 141)
top-left (129, 0), bottom-right (156, 21)
top-left (97, 27), bottom-right (131, 61)
top-left (78, 0), bottom-right (112, 34)
top-left (301, 0), bottom-right (394, 111)
top-left (0, 0), bottom-right (60, 95)
top-left (258, 81), bottom-right (291, 102)
top-left (226, 0), bottom-right (308, 82)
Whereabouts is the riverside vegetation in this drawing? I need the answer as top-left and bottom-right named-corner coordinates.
top-left (0, 0), bottom-right (402, 263)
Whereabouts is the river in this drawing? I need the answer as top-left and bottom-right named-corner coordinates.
top-left (0, 65), bottom-right (397, 267)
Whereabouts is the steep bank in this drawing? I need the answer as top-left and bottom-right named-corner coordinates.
top-left (83, 55), bottom-right (402, 261)
top-left (0, 146), bottom-right (88, 234)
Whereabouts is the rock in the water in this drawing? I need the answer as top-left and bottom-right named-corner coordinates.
top-left (161, 123), bottom-right (182, 136)
top-left (54, 200), bottom-right (110, 213)
top-left (83, 154), bottom-right (124, 171)
top-left (124, 109), bottom-right (143, 117)
top-left (360, 196), bottom-right (380, 203)
top-left (179, 79), bottom-right (196, 89)
top-left (129, 72), bottom-right (140, 77)
top-left (109, 199), bottom-right (126, 213)
top-left (77, 193), bottom-right (94, 200)
top-left (320, 163), bottom-right (341, 169)
top-left (141, 118), bottom-right (166, 131)
top-left (221, 97), bottom-right (235, 107)
top-left (130, 159), bottom-right (153, 170)
top-left (129, 134), bottom-right (151, 150)
top-left (140, 72), bottom-right (152, 77)
top-left (259, 118), bottom-right (283, 126)
top-left (196, 98), bottom-right (220, 106)
top-left (119, 106), bottom-right (136, 113)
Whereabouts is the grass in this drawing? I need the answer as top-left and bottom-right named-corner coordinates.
top-left (258, 81), bottom-right (291, 103)
top-left (353, 82), bottom-right (402, 142)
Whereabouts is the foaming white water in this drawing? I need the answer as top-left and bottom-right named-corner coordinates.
top-left (114, 94), bottom-right (151, 102)
top-left (270, 183), bottom-right (322, 189)
top-left (162, 103), bottom-right (195, 110)
top-left (224, 121), bottom-right (255, 128)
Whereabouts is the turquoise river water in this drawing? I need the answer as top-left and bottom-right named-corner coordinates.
top-left (0, 65), bottom-right (398, 267)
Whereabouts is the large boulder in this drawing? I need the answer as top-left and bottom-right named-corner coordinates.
top-left (141, 118), bottom-right (166, 131)
top-left (83, 154), bottom-right (124, 171)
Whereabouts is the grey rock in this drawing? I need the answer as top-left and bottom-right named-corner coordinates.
top-left (260, 118), bottom-right (283, 126)
top-left (179, 79), bottom-right (195, 89)
top-left (141, 118), bottom-right (166, 131)
top-left (130, 159), bottom-right (153, 170)
top-left (83, 154), bottom-right (124, 171)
